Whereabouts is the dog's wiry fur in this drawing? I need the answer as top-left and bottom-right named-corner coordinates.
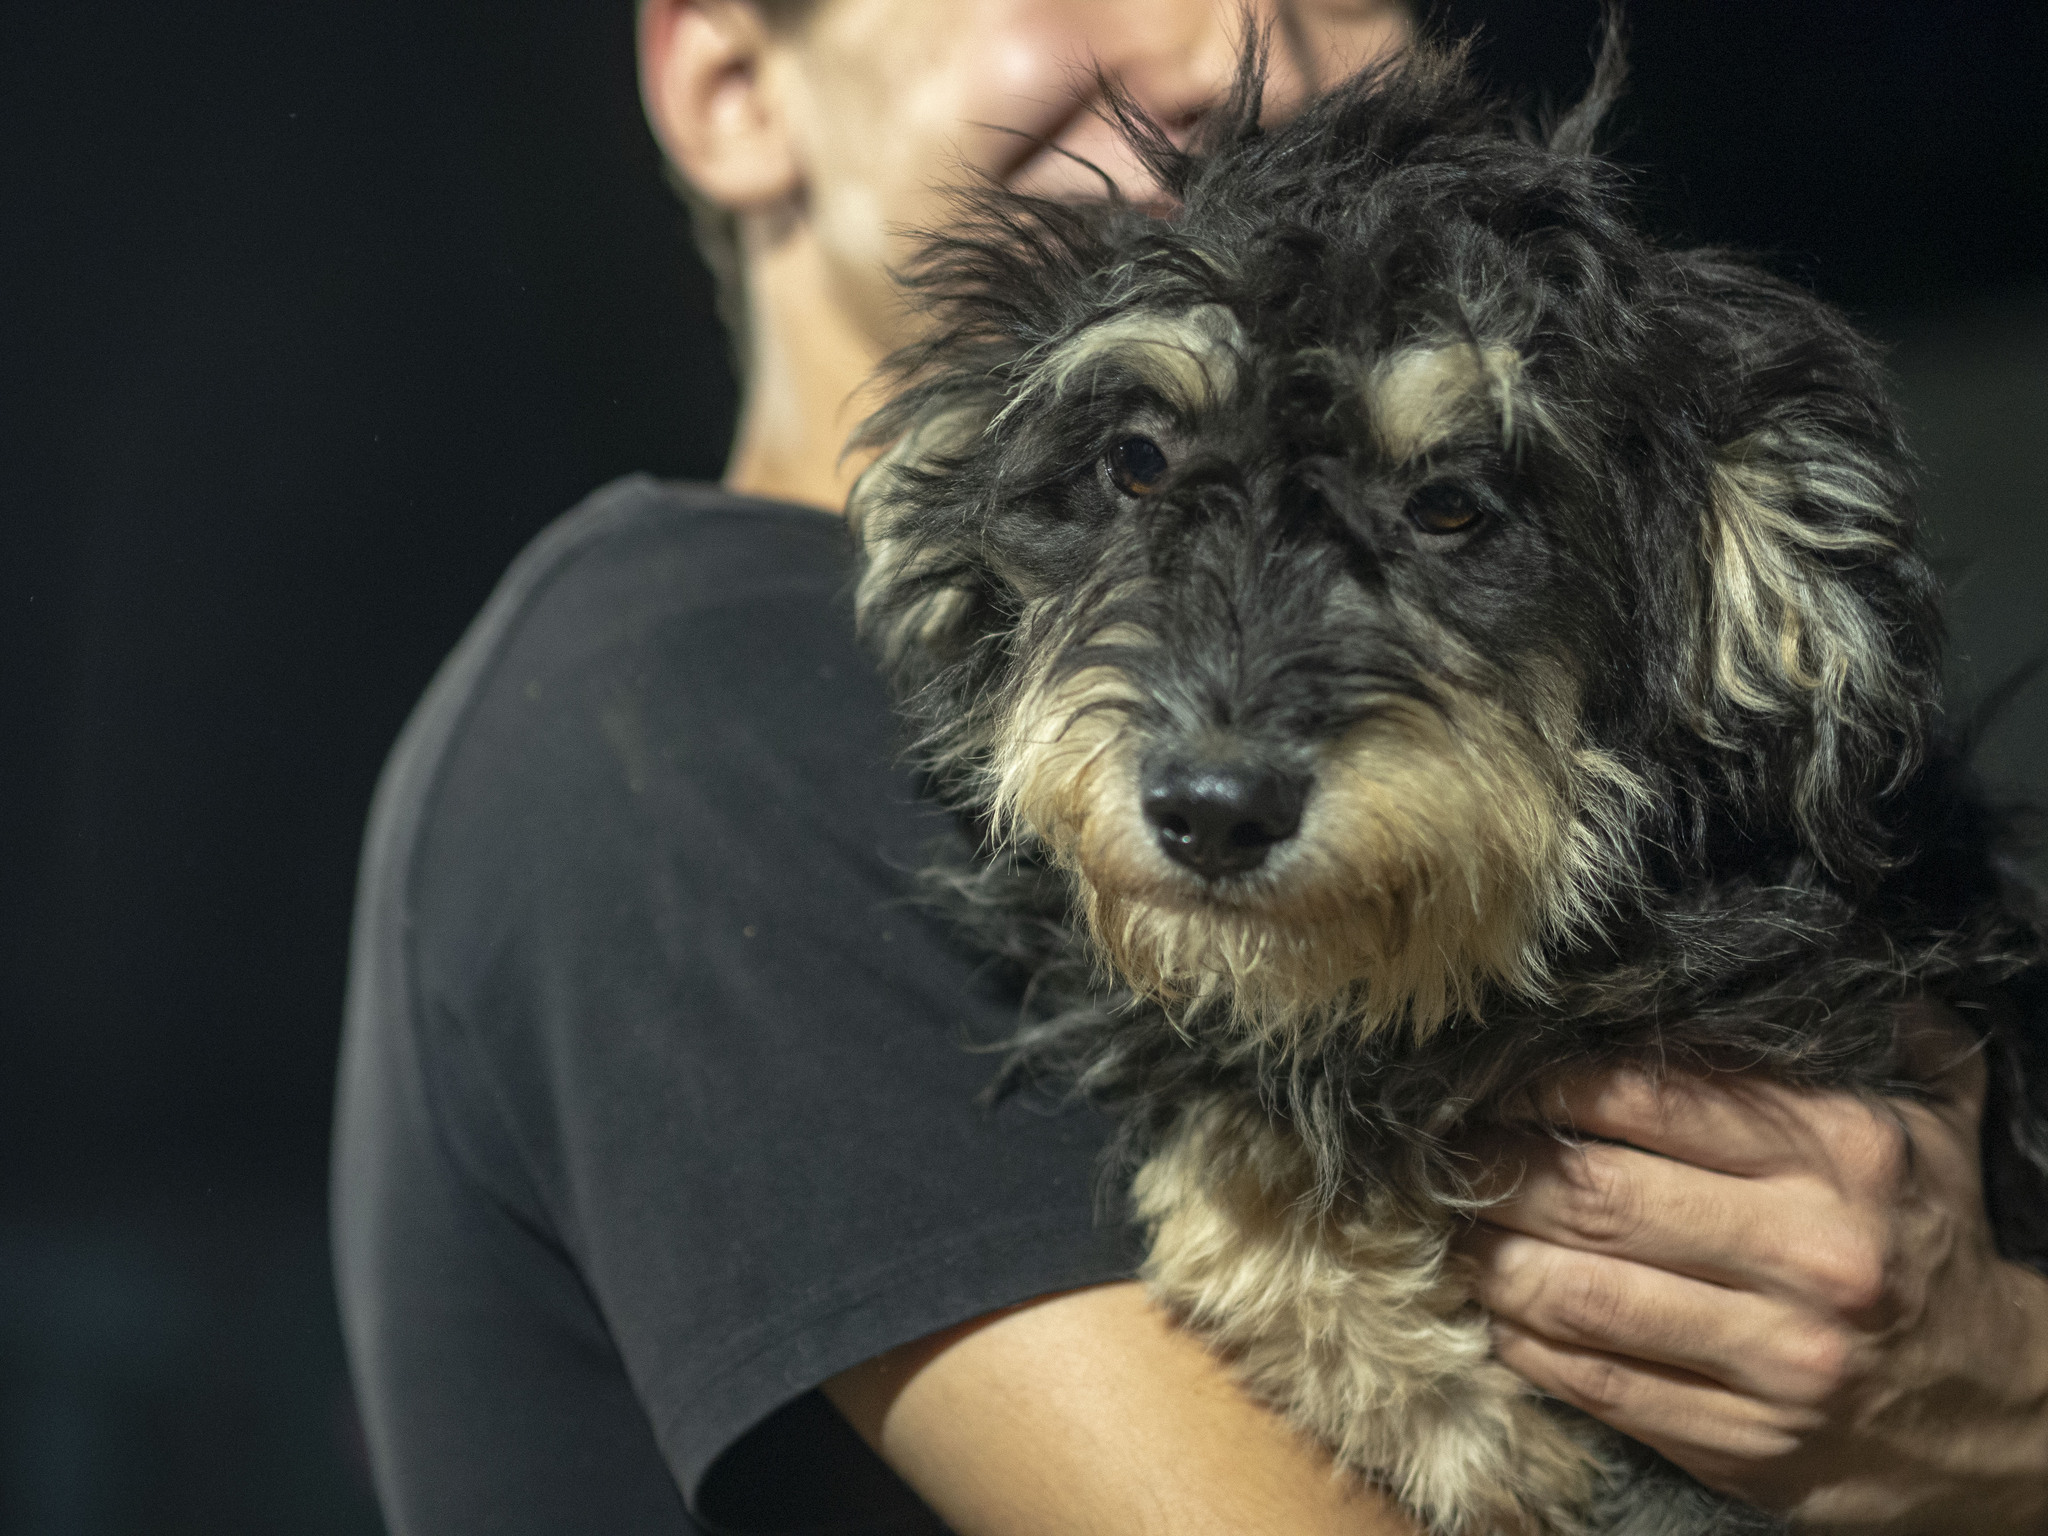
top-left (848, 25), bottom-right (2048, 1534)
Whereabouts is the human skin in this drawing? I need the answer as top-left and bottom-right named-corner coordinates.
top-left (1456, 1009), bottom-right (2048, 1531)
top-left (828, 1283), bottom-right (1417, 1534)
top-left (640, 0), bottom-right (1404, 515)
top-left (636, 3), bottom-right (2048, 1528)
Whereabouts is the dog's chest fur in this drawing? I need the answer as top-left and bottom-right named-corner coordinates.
top-left (849, 31), bottom-right (2048, 1536)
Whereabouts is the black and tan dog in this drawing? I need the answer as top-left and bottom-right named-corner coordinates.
top-left (847, 28), bottom-right (2048, 1535)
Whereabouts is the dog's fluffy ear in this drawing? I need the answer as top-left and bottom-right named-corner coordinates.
top-left (1669, 252), bottom-right (1943, 876)
top-left (847, 187), bottom-right (1135, 682)
top-left (846, 393), bottom-right (999, 677)
top-left (1546, 5), bottom-right (1628, 158)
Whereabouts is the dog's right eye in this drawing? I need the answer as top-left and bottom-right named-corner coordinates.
top-left (1107, 436), bottom-right (1171, 496)
top-left (1404, 483), bottom-right (1485, 536)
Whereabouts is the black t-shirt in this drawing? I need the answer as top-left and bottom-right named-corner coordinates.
top-left (331, 477), bottom-right (1141, 1535)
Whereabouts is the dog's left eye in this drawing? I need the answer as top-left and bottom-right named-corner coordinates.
top-left (1404, 483), bottom-right (1485, 535)
top-left (1107, 436), bottom-right (1171, 496)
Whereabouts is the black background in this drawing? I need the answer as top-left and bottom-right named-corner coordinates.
top-left (2, 2), bottom-right (2043, 1531)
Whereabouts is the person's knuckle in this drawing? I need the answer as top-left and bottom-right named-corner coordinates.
top-left (1774, 1322), bottom-right (1856, 1401)
top-left (1556, 1149), bottom-right (1641, 1247)
top-left (1796, 1228), bottom-right (1891, 1314)
top-left (1591, 1068), bottom-right (1664, 1127)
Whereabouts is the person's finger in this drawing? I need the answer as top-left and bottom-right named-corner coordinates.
top-left (1459, 1129), bottom-right (1835, 1291)
top-left (1518, 1066), bottom-right (1839, 1177)
top-left (1462, 1226), bottom-right (1852, 1402)
top-left (1488, 1319), bottom-right (1822, 1478)
top-left (1526, 1001), bottom-right (1986, 1174)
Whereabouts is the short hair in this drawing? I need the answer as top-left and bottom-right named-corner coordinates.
top-left (664, 0), bottom-right (821, 379)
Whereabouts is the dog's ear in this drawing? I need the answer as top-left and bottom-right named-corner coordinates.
top-left (847, 186), bottom-right (1136, 685)
top-left (847, 391), bottom-right (1000, 680)
top-left (1669, 251), bottom-right (1943, 876)
top-left (1546, 4), bottom-right (1628, 158)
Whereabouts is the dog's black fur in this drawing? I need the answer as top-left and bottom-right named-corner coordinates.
top-left (848, 25), bottom-right (2048, 1534)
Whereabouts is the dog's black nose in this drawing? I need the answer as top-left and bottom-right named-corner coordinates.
top-left (1141, 759), bottom-right (1308, 879)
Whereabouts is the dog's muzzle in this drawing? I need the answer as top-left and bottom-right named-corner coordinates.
top-left (1140, 754), bottom-right (1310, 879)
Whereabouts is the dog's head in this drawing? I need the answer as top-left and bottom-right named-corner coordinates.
top-left (850, 35), bottom-right (1942, 1041)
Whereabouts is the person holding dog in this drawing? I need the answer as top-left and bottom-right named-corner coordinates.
top-left (332, 1), bottom-right (2048, 1531)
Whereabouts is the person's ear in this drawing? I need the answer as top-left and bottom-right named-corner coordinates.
top-left (638, 0), bottom-right (801, 212)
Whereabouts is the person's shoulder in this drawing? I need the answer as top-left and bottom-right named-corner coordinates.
top-left (357, 476), bottom-right (903, 995)
top-left (440, 473), bottom-right (880, 788)
top-left (484, 474), bottom-right (850, 661)
top-left (396, 473), bottom-right (860, 787)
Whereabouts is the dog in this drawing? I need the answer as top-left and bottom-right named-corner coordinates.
top-left (846, 27), bottom-right (2048, 1535)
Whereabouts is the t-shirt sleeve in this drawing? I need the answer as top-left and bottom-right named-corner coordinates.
top-left (397, 481), bottom-right (1141, 1521)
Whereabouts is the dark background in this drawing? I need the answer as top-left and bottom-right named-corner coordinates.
top-left (2, 2), bottom-right (2042, 1530)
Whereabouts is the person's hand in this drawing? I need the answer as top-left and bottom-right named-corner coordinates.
top-left (1454, 1004), bottom-right (2048, 1532)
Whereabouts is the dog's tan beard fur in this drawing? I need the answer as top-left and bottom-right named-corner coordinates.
top-left (1136, 1098), bottom-right (1604, 1533)
top-left (992, 632), bottom-right (1637, 1042)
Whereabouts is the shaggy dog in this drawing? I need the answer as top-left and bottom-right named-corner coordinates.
top-left (846, 28), bottom-right (2048, 1535)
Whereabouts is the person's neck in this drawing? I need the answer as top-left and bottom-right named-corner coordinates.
top-left (721, 218), bottom-right (889, 515)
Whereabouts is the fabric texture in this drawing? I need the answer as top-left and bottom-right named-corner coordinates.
top-left (331, 477), bottom-right (1141, 1535)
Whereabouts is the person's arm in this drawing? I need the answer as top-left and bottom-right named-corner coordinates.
top-left (825, 1281), bottom-right (1421, 1536)
top-left (1456, 1004), bottom-right (2048, 1532)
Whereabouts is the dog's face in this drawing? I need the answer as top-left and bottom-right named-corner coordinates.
top-left (851, 44), bottom-right (1941, 1040)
